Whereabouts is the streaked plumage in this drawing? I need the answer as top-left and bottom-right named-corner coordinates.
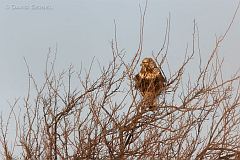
top-left (134, 57), bottom-right (166, 109)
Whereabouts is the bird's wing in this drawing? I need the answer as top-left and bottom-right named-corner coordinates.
top-left (134, 74), bottom-right (142, 89)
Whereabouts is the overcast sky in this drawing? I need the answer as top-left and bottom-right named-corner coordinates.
top-left (0, 0), bottom-right (240, 114)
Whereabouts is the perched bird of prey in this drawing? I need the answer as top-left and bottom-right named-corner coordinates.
top-left (134, 57), bottom-right (166, 110)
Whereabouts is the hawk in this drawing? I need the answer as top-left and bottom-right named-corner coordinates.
top-left (134, 57), bottom-right (166, 110)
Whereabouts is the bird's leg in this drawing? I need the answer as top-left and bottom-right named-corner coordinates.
top-left (148, 97), bottom-right (158, 111)
top-left (141, 92), bottom-right (158, 111)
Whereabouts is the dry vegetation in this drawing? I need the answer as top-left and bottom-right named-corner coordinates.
top-left (1, 2), bottom-right (240, 160)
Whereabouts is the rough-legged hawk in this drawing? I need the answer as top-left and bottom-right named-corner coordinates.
top-left (134, 57), bottom-right (166, 110)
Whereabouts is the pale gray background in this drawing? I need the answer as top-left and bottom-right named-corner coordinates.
top-left (0, 0), bottom-right (240, 115)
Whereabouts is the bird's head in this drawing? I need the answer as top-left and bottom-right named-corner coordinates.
top-left (140, 58), bottom-right (157, 72)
